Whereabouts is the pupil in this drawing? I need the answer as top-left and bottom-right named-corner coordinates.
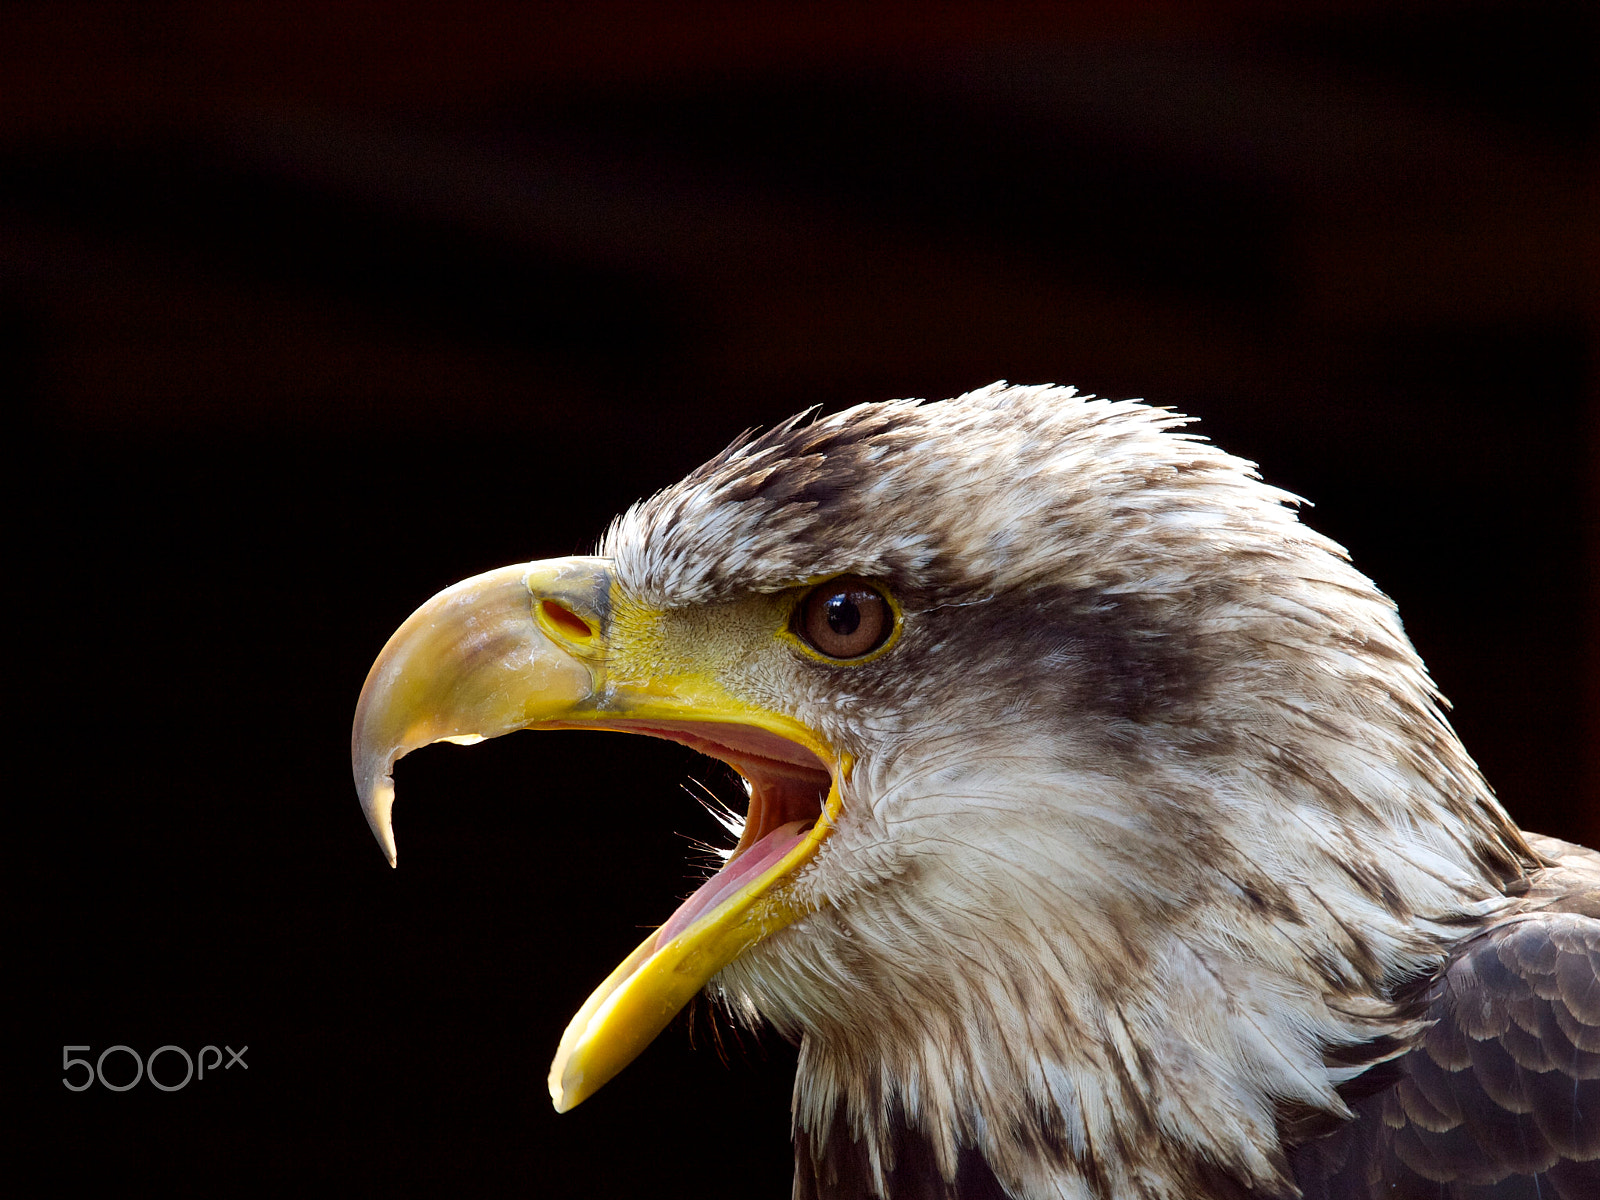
top-left (824, 594), bottom-right (861, 636)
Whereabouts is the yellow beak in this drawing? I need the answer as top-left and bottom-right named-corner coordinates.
top-left (351, 558), bottom-right (842, 1112)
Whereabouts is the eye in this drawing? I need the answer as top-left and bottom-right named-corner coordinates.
top-left (794, 577), bottom-right (894, 660)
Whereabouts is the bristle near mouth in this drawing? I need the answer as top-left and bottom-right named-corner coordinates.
top-left (617, 721), bottom-right (831, 851)
top-left (606, 721), bottom-right (833, 945)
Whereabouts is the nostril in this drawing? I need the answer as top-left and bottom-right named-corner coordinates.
top-left (540, 600), bottom-right (593, 640)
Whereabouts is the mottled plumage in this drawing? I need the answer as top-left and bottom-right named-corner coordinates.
top-left (595, 384), bottom-right (1597, 1199)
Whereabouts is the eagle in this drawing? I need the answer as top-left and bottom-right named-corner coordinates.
top-left (352, 383), bottom-right (1598, 1199)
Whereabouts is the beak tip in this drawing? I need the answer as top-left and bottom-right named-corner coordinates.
top-left (357, 775), bottom-right (399, 866)
top-left (548, 1057), bottom-right (584, 1113)
top-left (376, 822), bottom-right (398, 868)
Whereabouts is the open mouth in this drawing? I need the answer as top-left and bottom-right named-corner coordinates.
top-left (348, 555), bottom-right (848, 1110)
top-left (576, 720), bottom-right (835, 947)
top-left (536, 716), bottom-right (841, 1110)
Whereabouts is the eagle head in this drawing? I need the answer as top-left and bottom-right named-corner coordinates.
top-left (352, 383), bottom-right (1547, 1199)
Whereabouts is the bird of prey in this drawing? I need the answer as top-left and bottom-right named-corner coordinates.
top-left (352, 383), bottom-right (1598, 1199)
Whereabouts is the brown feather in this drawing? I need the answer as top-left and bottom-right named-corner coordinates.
top-left (1291, 842), bottom-right (1599, 1197)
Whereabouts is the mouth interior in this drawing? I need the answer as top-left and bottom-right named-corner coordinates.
top-left (614, 720), bottom-right (833, 945)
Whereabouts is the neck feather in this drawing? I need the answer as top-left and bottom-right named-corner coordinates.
top-left (719, 740), bottom-right (1525, 1199)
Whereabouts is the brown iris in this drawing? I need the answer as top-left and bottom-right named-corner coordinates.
top-left (795, 577), bottom-right (893, 660)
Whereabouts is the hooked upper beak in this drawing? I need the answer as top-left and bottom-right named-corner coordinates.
top-left (352, 557), bottom-right (609, 868)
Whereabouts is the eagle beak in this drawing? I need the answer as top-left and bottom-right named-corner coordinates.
top-left (351, 557), bottom-right (842, 1113)
top-left (351, 557), bottom-right (608, 868)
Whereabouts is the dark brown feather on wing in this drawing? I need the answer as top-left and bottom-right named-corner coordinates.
top-left (1291, 900), bottom-right (1599, 1200)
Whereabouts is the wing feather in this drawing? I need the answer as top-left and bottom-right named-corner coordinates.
top-left (1292, 907), bottom-right (1599, 1199)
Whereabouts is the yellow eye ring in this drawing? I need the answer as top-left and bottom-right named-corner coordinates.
top-left (783, 576), bottom-right (902, 664)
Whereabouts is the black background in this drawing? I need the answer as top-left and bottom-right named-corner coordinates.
top-left (15, 3), bottom-right (1596, 1195)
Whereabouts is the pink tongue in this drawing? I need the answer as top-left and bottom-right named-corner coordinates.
top-left (656, 820), bottom-right (814, 946)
